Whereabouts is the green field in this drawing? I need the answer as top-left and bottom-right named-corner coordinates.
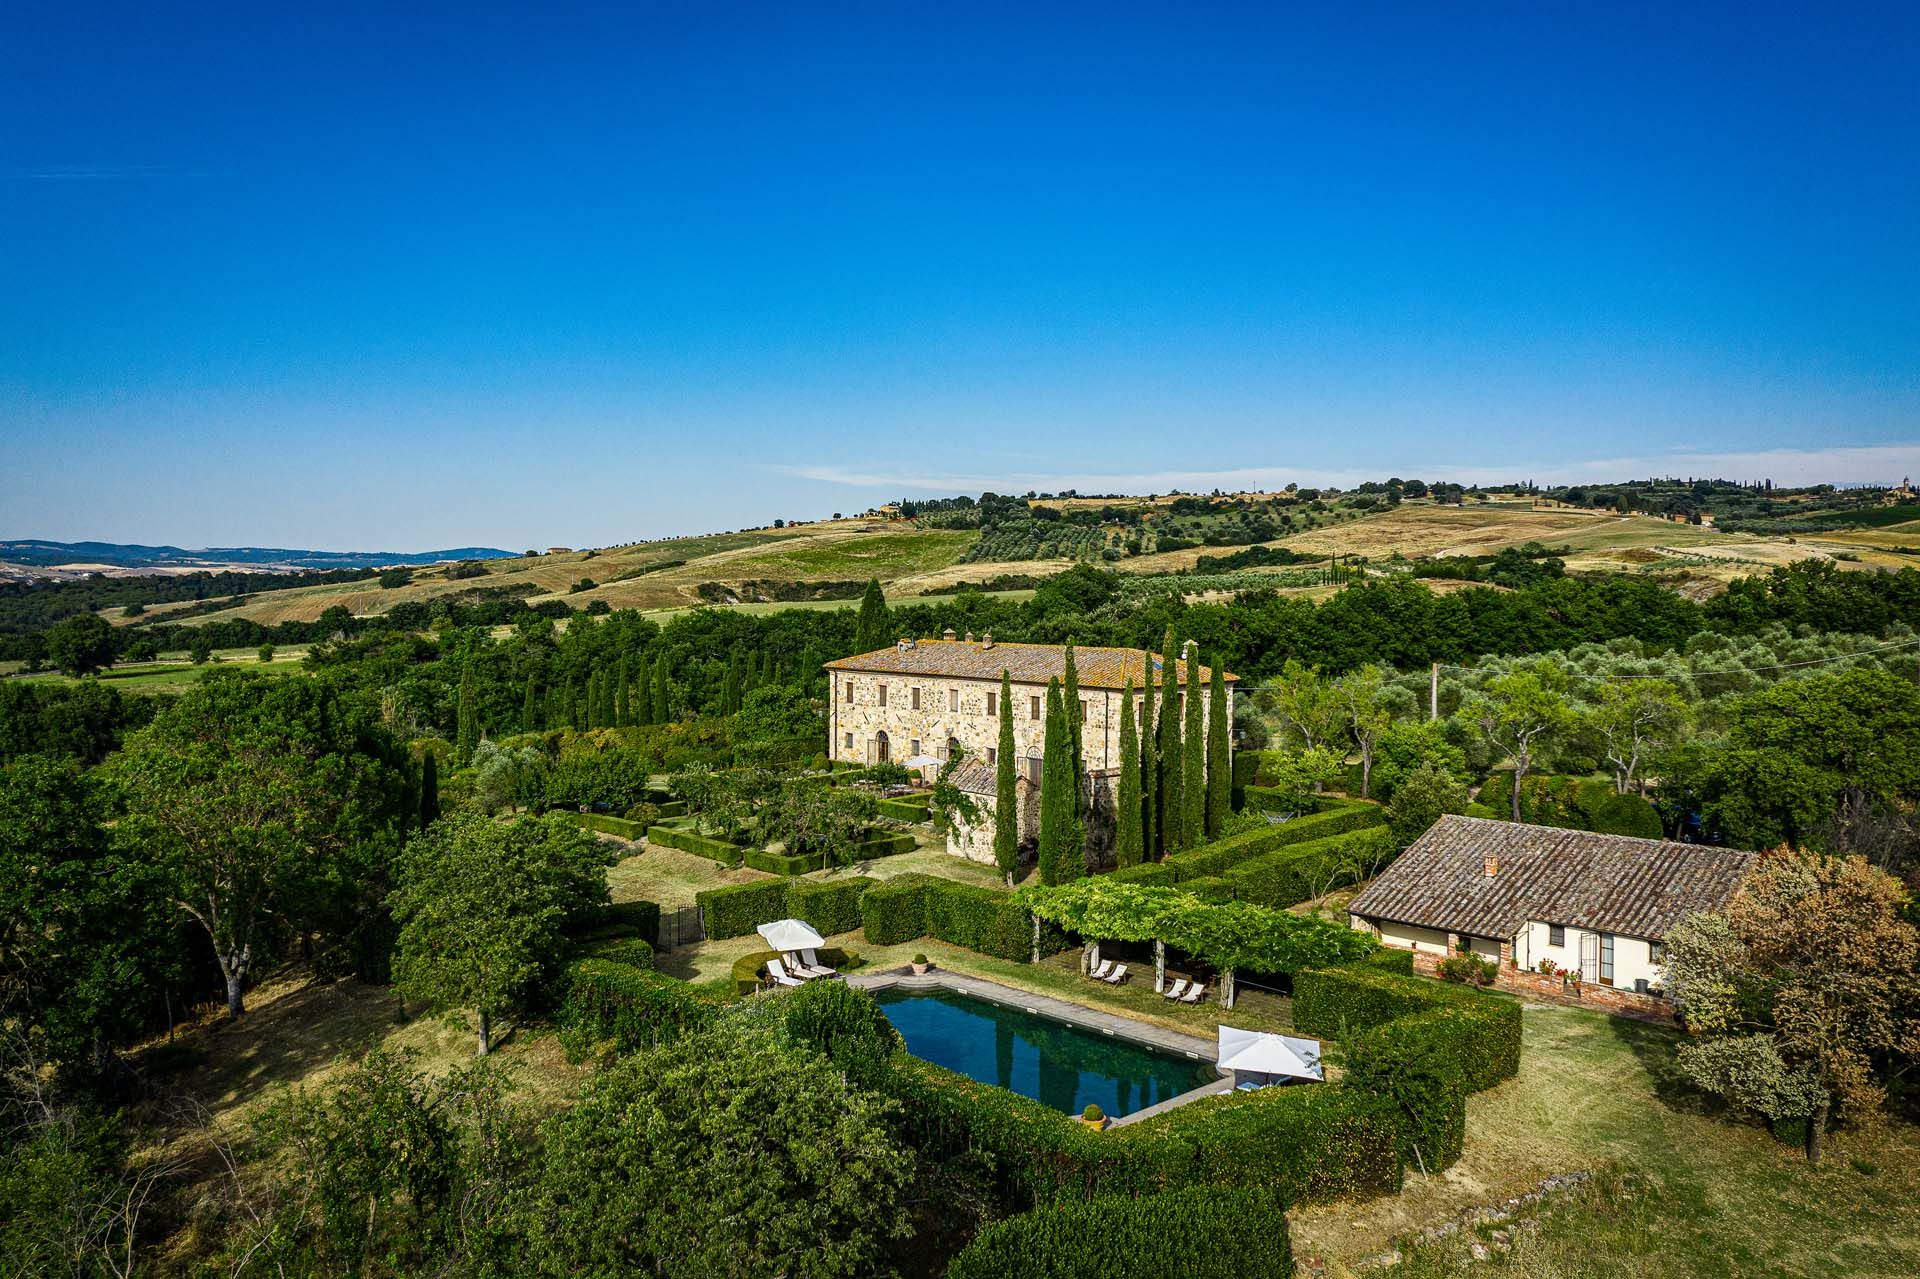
top-left (7, 645), bottom-right (311, 692)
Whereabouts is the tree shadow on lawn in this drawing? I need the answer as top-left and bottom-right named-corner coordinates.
top-left (1605, 1010), bottom-right (1723, 1118)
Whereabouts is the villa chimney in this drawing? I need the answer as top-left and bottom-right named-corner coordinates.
top-left (897, 637), bottom-right (915, 651)
top-left (943, 627), bottom-right (957, 641)
top-left (964, 630), bottom-right (974, 643)
top-left (982, 631), bottom-right (994, 650)
top-left (1484, 853), bottom-right (1499, 878)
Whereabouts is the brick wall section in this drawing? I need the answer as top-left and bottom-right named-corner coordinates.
top-left (1404, 948), bottom-right (1678, 1026)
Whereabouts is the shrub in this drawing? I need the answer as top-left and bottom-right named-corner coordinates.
top-left (602, 899), bottom-right (660, 943)
top-left (696, 879), bottom-right (791, 939)
top-left (1293, 965), bottom-right (1521, 1093)
top-left (1166, 798), bottom-right (1386, 883)
top-left (783, 980), bottom-right (897, 1088)
top-left (579, 935), bottom-right (655, 968)
top-left (785, 876), bottom-right (879, 936)
top-left (1107, 861), bottom-right (1179, 886)
top-left (888, 1053), bottom-right (1399, 1210)
top-left (1082, 1103), bottom-right (1104, 1122)
top-left (743, 847), bottom-right (823, 875)
top-left (1220, 826), bottom-right (1399, 909)
top-left (557, 959), bottom-right (719, 1056)
top-left (859, 874), bottom-right (1064, 961)
top-left (854, 829), bottom-right (918, 858)
top-left (647, 825), bottom-right (747, 864)
top-left (1436, 954), bottom-right (1493, 985)
top-left (566, 812), bottom-right (647, 840)
top-left (1181, 875), bottom-right (1235, 902)
top-left (875, 796), bottom-right (931, 823)
top-left (945, 1186), bottom-right (1292, 1279)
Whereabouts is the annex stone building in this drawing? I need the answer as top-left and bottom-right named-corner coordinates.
top-left (824, 634), bottom-right (1235, 864)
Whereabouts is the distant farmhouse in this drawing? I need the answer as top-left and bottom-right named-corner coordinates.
top-left (1347, 815), bottom-right (1754, 1014)
top-left (824, 636), bottom-right (1234, 864)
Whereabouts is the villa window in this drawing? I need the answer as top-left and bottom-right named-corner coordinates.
top-left (987, 747), bottom-right (997, 765)
top-left (1029, 695), bottom-right (1041, 719)
top-left (949, 687), bottom-right (959, 712)
top-left (843, 732), bottom-right (852, 750)
top-left (1078, 699), bottom-right (1087, 723)
top-left (986, 691), bottom-right (997, 716)
top-left (878, 683), bottom-right (887, 707)
top-left (1548, 924), bottom-right (1565, 948)
top-left (845, 681), bottom-right (854, 703)
top-left (911, 686), bottom-right (921, 710)
top-left (1650, 940), bottom-right (1667, 966)
top-left (911, 739), bottom-right (921, 756)
top-left (1599, 933), bottom-right (1615, 985)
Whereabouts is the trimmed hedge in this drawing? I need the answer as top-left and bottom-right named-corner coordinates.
top-left (695, 879), bottom-right (793, 940)
top-left (744, 847), bottom-right (823, 875)
top-left (1293, 962), bottom-right (1522, 1169)
top-left (602, 899), bottom-right (660, 943)
top-left (563, 811), bottom-right (649, 840)
top-left (786, 876), bottom-right (879, 936)
top-left (1107, 861), bottom-right (1179, 887)
top-left (557, 958), bottom-right (719, 1055)
top-left (578, 935), bottom-right (655, 969)
top-left (729, 946), bottom-right (862, 995)
top-left (646, 824), bottom-right (748, 863)
top-left (855, 830), bottom-right (918, 858)
top-left (1181, 875), bottom-right (1235, 902)
top-left (1220, 826), bottom-right (1398, 909)
top-left (859, 873), bottom-right (1063, 961)
top-left (876, 796), bottom-right (932, 823)
top-left (1164, 799), bottom-right (1386, 883)
top-left (888, 1051), bottom-right (1400, 1210)
top-left (946, 1187), bottom-right (1292, 1279)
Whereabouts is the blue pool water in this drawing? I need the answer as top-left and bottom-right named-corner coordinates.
top-left (875, 986), bottom-right (1214, 1118)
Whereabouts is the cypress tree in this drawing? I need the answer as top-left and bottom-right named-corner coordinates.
top-left (584, 671), bottom-right (599, 730)
top-left (1141, 650), bottom-right (1157, 857)
top-left (522, 675), bottom-right (538, 733)
top-left (994, 670), bottom-right (1019, 886)
top-left (1038, 678), bottom-right (1084, 885)
top-left (722, 649), bottom-right (743, 715)
top-left (1206, 658), bottom-right (1232, 839)
top-left (615, 659), bottom-right (630, 727)
top-left (1157, 630), bottom-right (1183, 852)
top-left (1063, 644), bottom-right (1083, 813)
top-left (418, 751), bottom-right (440, 830)
top-left (1183, 643), bottom-right (1206, 848)
top-left (455, 663), bottom-right (479, 761)
top-left (1115, 678), bottom-right (1143, 867)
top-left (854, 579), bottom-right (890, 653)
top-left (652, 653), bottom-right (670, 723)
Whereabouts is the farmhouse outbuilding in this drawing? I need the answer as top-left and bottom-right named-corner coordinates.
top-left (1346, 815), bottom-right (1754, 1002)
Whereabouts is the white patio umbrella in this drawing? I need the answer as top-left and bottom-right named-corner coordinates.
top-left (1216, 1026), bottom-right (1324, 1084)
top-left (901, 754), bottom-right (943, 771)
top-left (757, 918), bottom-right (826, 953)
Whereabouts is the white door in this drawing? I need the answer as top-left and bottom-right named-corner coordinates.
top-left (1578, 931), bottom-right (1601, 983)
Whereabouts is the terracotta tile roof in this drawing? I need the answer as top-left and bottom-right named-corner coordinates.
top-left (950, 761), bottom-right (1014, 796)
top-left (824, 640), bottom-right (1233, 690)
top-left (1346, 815), bottom-right (1755, 941)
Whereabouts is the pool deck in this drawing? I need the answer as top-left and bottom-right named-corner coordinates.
top-left (848, 967), bottom-right (1236, 1125)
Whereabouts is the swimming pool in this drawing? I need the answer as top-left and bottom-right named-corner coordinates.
top-left (875, 986), bottom-right (1215, 1118)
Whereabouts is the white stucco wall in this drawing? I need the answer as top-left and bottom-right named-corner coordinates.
top-left (1515, 921), bottom-right (1666, 990)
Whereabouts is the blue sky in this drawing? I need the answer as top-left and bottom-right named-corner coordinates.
top-left (3, 2), bottom-right (1917, 550)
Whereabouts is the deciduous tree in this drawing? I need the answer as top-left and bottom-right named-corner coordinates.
top-left (1467, 660), bottom-right (1574, 822)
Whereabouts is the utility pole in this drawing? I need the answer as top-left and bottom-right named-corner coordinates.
top-left (1430, 662), bottom-right (1440, 722)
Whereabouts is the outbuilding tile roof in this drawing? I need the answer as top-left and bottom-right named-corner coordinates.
top-left (824, 640), bottom-right (1233, 690)
top-left (949, 761), bottom-right (1019, 796)
top-left (1346, 815), bottom-right (1755, 942)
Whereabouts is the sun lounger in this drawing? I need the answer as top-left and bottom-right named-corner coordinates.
top-left (1089, 959), bottom-right (1113, 981)
top-left (765, 956), bottom-right (806, 988)
top-left (796, 947), bottom-right (839, 979)
top-left (1179, 982), bottom-right (1206, 1004)
top-left (1102, 964), bottom-right (1129, 985)
top-left (1161, 978), bottom-right (1190, 1000)
top-left (783, 952), bottom-right (831, 980)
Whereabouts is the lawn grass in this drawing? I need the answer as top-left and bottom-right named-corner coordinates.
top-left (1290, 1001), bottom-right (1920, 1278)
top-left (8, 647), bottom-right (311, 693)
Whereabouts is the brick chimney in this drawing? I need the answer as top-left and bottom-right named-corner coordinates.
top-left (1483, 853), bottom-right (1499, 878)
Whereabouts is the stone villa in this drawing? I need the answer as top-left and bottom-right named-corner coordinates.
top-left (823, 634), bottom-right (1235, 863)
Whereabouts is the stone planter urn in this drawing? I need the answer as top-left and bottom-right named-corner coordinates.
top-left (910, 954), bottom-right (930, 976)
top-left (1077, 1105), bottom-right (1108, 1131)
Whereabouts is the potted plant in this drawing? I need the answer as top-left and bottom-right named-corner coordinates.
top-left (1078, 1104), bottom-right (1108, 1131)
top-left (910, 953), bottom-right (930, 976)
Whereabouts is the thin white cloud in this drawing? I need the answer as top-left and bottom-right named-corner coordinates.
top-left (775, 442), bottom-right (1920, 496)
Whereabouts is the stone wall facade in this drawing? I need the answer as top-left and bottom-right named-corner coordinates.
top-left (826, 664), bottom-right (1227, 782)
